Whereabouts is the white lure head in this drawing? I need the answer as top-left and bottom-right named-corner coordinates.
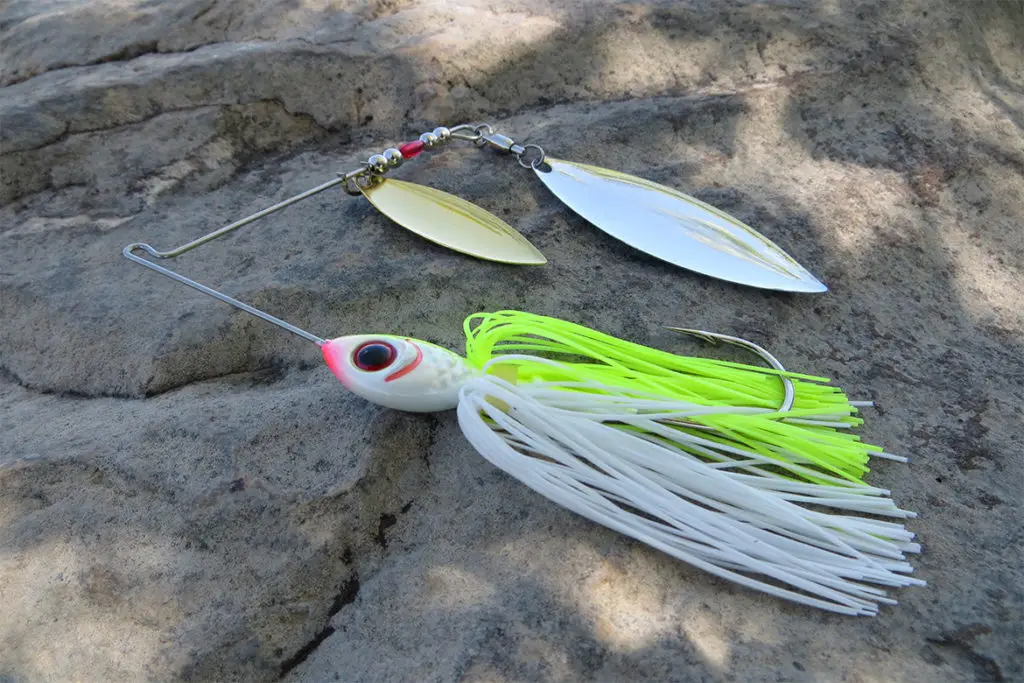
top-left (320, 335), bottom-right (474, 413)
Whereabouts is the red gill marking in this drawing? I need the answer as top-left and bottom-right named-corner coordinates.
top-left (385, 340), bottom-right (423, 383)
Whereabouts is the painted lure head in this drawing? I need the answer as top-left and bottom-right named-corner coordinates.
top-left (320, 335), bottom-right (474, 412)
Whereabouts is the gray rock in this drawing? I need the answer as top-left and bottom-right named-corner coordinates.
top-left (2, 0), bottom-right (1022, 681)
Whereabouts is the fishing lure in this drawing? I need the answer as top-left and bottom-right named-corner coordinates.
top-left (123, 243), bottom-right (920, 616)
top-left (179, 122), bottom-right (826, 291)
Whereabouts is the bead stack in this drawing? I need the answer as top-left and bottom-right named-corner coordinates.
top-left (365, 126), bottom-right (452, 174)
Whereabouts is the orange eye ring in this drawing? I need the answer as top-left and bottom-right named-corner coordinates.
top-left (352, 341), bottom-right (397, 372)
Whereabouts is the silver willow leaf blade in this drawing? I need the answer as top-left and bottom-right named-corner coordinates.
top-left (534, 158), bottom-right (827, 292)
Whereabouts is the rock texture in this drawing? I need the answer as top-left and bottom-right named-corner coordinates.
top-left (2, 1), bottom-right (1022, 681)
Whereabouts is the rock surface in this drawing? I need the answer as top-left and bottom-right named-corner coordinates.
top-left (1, 1), bottom-right (1022, 681)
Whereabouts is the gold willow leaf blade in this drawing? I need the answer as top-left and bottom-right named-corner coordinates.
top-left (361, 179), bottom-right (546, 265)
top-left (534, 158), bottom-right (826, 292)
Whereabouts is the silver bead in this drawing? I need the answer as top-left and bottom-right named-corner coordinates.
top-left (419, 132), bottom-right (440, 149)
top-left (367, 153), bottom-right (388, 173)
top-left (383, 148), bottom-right (404, 168)
top-left (432, 126), bottom-right (451, 143)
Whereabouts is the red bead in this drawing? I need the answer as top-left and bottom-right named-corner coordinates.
top-left (398, 140), bottom-right (425, 159)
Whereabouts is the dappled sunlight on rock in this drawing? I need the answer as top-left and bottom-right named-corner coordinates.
top-left (578, 559), bottom-right (674, 654)
top-left (0, 530), bottom-right (182, 680)
top-left (424, 564), bottom-right (496, 609)
top-left (2, 0), bottom-right (1022, 681)
top-left (679, 611), bottom-right (732, 670)
top-left (937, 220), bottom-right (1024, 322)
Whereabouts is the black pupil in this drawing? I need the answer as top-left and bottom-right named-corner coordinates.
top-left (356, 343), bottom-right (392, 370)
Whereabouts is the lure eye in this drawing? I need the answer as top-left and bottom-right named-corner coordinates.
top-left (353, 341), bottom-right (397, 372)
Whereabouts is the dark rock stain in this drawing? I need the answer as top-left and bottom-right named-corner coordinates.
top-left (925, 624), bottom-right (1004, 682)
top-left (375, 512), bottom-right (397, 548)
top-left (277, 573), bottom-right (361, 678)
